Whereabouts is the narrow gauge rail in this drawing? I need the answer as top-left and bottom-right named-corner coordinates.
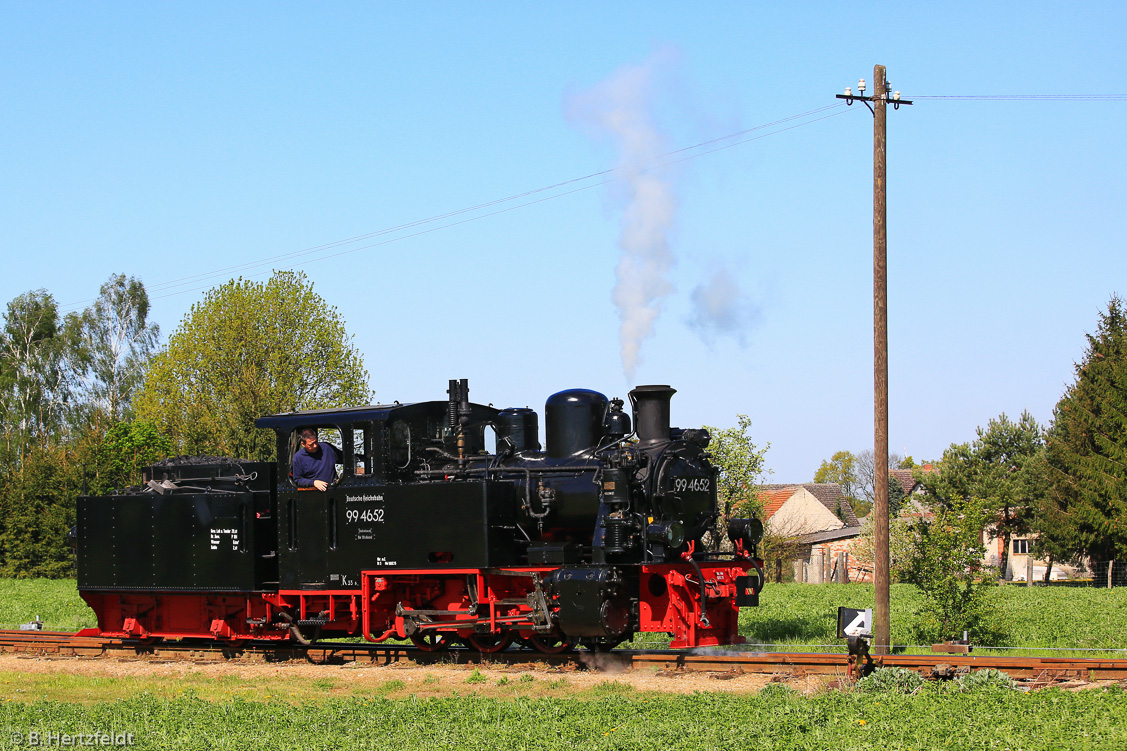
top-left (3, 630), bottom-right (1127, 681)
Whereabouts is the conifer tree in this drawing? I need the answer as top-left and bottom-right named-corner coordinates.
top-left (1044, 296), bottom-right (1127, 581)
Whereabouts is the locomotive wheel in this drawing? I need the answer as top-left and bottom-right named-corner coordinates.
top-left (410, 631), bottom-right (454, 652)
top-left (464, 631), bottom-right (514, 653)
top-left (523, 635), bottom-right (573, 655)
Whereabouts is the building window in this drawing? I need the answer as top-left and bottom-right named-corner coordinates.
top-left (1012, 539), bottom-right (1029, 555)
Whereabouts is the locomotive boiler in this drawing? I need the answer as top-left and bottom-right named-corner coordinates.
top-left (75, 380), bottom-right (765, 652)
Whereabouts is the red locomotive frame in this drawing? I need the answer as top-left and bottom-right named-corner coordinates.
top-left (79, 559), bottom-right (763, 652)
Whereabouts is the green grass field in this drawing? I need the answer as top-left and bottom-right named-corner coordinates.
top-left (1, 688), bottom-right (1125, 750)
top-left (0, 579), bottom-right (96, 632)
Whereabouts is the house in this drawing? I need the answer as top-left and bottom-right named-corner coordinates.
top-left (760, 483), bottom-right (860, 530)
top-left (983, 533), bottom-right (1083, 582)
top-left (891, 465), bottom-right (935, 518)
top-left (758, 483), bottom-right (863, 583)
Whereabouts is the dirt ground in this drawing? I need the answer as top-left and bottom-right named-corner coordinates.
top-left (2, 653), bottom-right (1113, 702)
top-left (0, 652), bottom-right (825, 700)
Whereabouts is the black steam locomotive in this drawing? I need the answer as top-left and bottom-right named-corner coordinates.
top-left (75, 380), bottom-right (764, 652)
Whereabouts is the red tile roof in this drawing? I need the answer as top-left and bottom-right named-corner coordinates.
top-left (889, 469), bottom-right (917, 495)
top-left (761, 483), bottom-right (858, 526)
top-left (760, 488), bottom-right (798, 519)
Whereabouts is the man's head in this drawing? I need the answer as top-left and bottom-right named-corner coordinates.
top-left (299, 428), bottom-right (319, 452)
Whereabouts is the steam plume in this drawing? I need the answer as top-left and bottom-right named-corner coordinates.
top-left (568, 49), bottom-right (678, 380)
top-left (688, 269), bottom-right (758, 346)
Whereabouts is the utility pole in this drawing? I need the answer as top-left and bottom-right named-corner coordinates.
top-left (837, 65), bottom-right (911, 655)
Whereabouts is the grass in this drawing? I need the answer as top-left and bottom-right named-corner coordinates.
top-left (1, 689), bottom-right (1126, 750)
top-left (0, 579), bottom-right (97, 631)
top-left (737, 583), bottom-right (1127, 656)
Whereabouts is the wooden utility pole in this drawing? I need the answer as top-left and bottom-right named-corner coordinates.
top-left (837, 65), bottom-right (911, 655)
top-left (872, 64), bottom-right (891, 656)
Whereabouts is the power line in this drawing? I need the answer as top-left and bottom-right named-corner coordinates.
top-left (59, 102), bottom-right (858, 311)
top-left (907, 94), bottom-right (1127, 100)
top-left (142, 105), bottom-right (863, 303)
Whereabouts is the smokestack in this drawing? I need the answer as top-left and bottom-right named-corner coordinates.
top-left (629, 385), bottom-right (676, 446)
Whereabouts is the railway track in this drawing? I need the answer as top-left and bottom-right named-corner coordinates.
top-left (3, 630), bottom-right (1126, 682)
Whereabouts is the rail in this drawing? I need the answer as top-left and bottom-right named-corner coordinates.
top-left (3, 631), bottom-right (1127, 682)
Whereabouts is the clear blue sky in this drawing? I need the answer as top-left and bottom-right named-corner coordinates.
top-left (2, 2), bottom-right (1124, 482)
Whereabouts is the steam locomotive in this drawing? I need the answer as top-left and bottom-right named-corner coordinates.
top-left (75, 380), bottom-right (765, 652)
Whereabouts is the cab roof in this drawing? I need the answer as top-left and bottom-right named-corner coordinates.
top-left (254, 401), bottom-right (498, 433)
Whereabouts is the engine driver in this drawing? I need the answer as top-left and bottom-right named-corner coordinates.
top-left (293, 428), bottom-right (340, 491)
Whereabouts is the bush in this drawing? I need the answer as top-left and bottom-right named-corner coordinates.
top-left (905, 507), bottom-right (1010, 645)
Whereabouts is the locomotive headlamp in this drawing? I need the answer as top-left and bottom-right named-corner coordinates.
top-left (727, 517), bottom-right (764, 547)
top-left (647, 521), bottom-right (685, 548)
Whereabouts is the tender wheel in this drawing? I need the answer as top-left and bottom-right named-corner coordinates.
top-left (524, 635), bottom-right (573, 655)
top-left (465, 631), bottom-right (514, 653)
top-left (410, 631), bottom-right (454, 652)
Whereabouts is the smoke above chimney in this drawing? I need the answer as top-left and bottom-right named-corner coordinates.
top-left (568, 48), bottom-right (759, 374)
top-left (687, 268), bottom-right (760, 346)
top-left (567, 48), bottom-right (679, 380)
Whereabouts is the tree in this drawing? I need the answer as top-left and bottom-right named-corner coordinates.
top-left (704, 414), bottom-right (770, 523)
top-left (90, 419), bottom-right (174, 494)
top-left (65, 274), bottom-right (160, 422)
top-left (888, 477), bottom-right (907, 518)
top-left (917, 412), bottom-right (1045, 580)
top-left (1044, 295), bottom-right (1127, 583)
top-left (855, 449), bottom-right (913, 505)
top-left (135, 271), bottom-right (372, 461)
top-left (0, 290), bottom-right (71, 458)
top-left (813, 450), bottom-right (859, 499)
top-left (852, 507), bottom-right (915, 583)
top-left (0, 442), bottom-right (79, 578)
top-left (903, 503), bottom-right (1007, 645)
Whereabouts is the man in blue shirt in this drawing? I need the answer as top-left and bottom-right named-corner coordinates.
top-left (293, 429), bottom-right (340, 491)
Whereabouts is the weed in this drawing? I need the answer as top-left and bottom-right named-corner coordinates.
top-left (495, 676), bottom-right (510, 686)
top-left (465, 669), bottom-right (487, 685)
top-left (378, 680), bottom-right (405, 693)
top-left (758, 683), bottom-right (797, 699)
top-left (955, 668), bottom-right (1015, 691)
top-left (422, 674), bottom-right (439, 685)
top-left (313, 679), bottom-right (335, 691)
top-left (592, 680), bottom-right (633, 694)
top-left (855, 667), bottom-right (925, 694)
top-left (518, 674), bottom-right (534, 684)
